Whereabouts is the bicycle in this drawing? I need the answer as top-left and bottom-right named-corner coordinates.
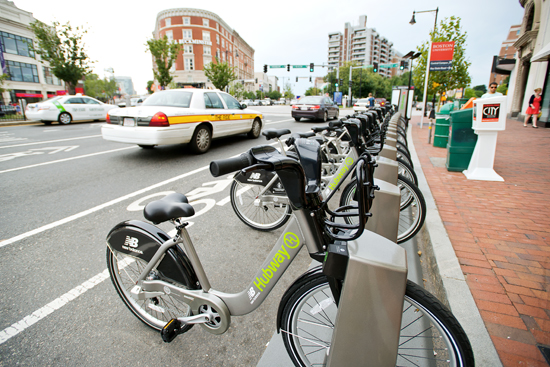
top-left (106, 139), bottom-right (473, 367)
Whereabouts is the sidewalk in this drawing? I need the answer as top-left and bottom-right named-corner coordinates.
top-left (409, 115), bottom-right (550, 366)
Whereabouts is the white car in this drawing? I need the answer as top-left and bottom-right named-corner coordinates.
top-left (26, 95), bottom-right (117, 125)
top-left (353, 98), bottom-right (371, 113)
top-left (101, 89), bottom-right (263, 154)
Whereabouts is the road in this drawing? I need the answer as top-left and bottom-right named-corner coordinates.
top-left (0, 106), bottom-right (323, 366)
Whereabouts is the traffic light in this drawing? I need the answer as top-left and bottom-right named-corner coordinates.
top-left (373, 62), bottom-right (378, 73)
top-left (287, 64), bottom-right (290, 72)
top-left (339, 78), bottom-right (343, 86)
top-left (309, 77), bottom-right (312, 82)
top-left (296, 77), bottom-right (298, 82)
top-left (309, 63), bottom-right (314, 72)
top-left (335, 81), bottom-right (339, 87)
top-left (263, 64), bottom-right (267, 73)
top-left (400, 60), bottom-right (405, 70)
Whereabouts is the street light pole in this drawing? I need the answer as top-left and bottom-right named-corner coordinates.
top-left (410, 7), bottom-right (438, 128)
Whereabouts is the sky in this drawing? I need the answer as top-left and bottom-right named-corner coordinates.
top-left (16, 0), bottom-right (524, 96)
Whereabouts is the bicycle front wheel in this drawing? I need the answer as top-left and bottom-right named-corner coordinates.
top-left (230, 179), bottom-right (292, 231)
top-left (281, 278), bottom-right (474, 367)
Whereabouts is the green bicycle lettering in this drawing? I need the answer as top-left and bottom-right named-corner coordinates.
top-left (327, 157), bottom-right (355, 191)
top-left (254, 232), bottom-right (300, 292)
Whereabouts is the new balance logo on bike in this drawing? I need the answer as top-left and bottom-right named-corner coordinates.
top-left (122, 236), bottom-right (143, 254)
top-left (247, 172), bottom-right (263, 183)
top-left (247, 287), bottom-right (255, 300)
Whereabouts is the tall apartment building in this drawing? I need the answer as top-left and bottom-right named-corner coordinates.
top-left (0, 0), bottom-right (66, 105)
top-left (490, 24), bottom-right (521, 86)
top-left (328, 15), bottom-right (399, 78)
top-left (153, 8), bottom-right (255, 91)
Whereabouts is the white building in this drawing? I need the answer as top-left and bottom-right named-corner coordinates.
top-left (0, 0), bottom-right (66, 105)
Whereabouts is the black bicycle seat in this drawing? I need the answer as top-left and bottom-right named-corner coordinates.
top-left (144, 193), bottom-right (195, 224)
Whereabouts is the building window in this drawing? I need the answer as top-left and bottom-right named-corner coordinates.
top-left (216, 24), bottom-right (219, 31)
top-left (185, 58), bottom-right (194, 70)
top-left (6, 60), bottom-right (39, 83)
top-left (183, 17), bottom-right (190, 25)
top-left (203, 19), bottom-right (209, 27)
top-left (222, 39), bottom-right (225, 48)
top-left (0, 31), bottom-right (35, 58)
top-left (165, 30), bottom-right (173, 41)
top-left (204, 46), bottom-right (211, 55)
top-left (184, 45), bottom-right (193, 54)
top-left (42, 67), bottom-right (61, 85)
top-left (216, 34), bottom-right (219, 44)
top-left (203, 31), bottom-right (210, 42)
top-left (165, 18), bottom-right (171, 27)
top-left (182, 30), bottom-right (192, 39)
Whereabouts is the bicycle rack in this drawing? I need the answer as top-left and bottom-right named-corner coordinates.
top-left (365, 179), bottom-right (400, 242)
top-left (326, 230), bottom-right (407, 366)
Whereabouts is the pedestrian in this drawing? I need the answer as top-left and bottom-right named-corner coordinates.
top-left (367, 93), bottom-right (375, 108)
top-left (523, 88), bottom-right (542, 128)
top-left (481, 82), bottom-right (503, 98)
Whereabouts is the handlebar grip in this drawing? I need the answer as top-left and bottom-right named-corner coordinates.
top-left (210, 153), bottom-right (253, 177)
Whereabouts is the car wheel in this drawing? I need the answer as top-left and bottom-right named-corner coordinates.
top-left (322, 111), bottom-right (328, 122)
top-left (190, 125), bottom-right (211, 154)
top-left (247, 118), bottom-right (261, 139)
top-left (294, 117), bottom-right (301, 122)
top-left (138, 145), bottom-right (155, 149)
top-left (58, 112), bottom-right (72, 125)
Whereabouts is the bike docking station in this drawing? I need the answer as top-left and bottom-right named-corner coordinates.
top-left (369, 157), bottom-right (400, 242)
top-left (463, 96), bottom-right (506, 181)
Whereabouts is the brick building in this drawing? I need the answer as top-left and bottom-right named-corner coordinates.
top-left (490, 24), bottom-right (521, 86)
top-left (153, 8), bottom-right (255, 91)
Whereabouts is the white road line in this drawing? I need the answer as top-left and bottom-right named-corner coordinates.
top-left (0, 146), bottom-right (137, 174)
top-left (0, 164), bottom-right (209, 248)
top-left (266, 118), bottom-right (294, 125)
top-left (0, 134), bottom-right (101, 149)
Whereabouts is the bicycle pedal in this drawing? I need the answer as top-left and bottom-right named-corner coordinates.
top-left (161, 318), bottom-right (183, 343)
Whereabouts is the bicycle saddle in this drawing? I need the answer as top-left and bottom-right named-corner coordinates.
top-left (144, 193), bottom-right (195, 224)
top-left (262, 128), bottom-right (291, 140)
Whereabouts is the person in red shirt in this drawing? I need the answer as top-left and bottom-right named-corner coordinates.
top-left (524, 88), bottom-right (542, 128)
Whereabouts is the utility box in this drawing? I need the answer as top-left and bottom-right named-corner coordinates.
top-left (433, 103), bottom-right (454, 148)
top-left (445, 109), bottom-right (477, 171)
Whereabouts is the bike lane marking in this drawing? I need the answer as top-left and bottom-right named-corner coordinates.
top-left (0, 134), bottom-right (101, 149)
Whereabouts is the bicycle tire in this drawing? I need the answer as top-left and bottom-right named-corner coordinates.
top-left (280, 277), bottom-right (474, 367)
top-left (106, 247), bottom-right (194, 332)
top-left (339, 175), bottom-right (426, 244)
top-left (397, 145), bottom-right (414, 168)
top-left (230, 179), bottom-right (292, 231)
top-left (397, 157), bottom-right (418, 186)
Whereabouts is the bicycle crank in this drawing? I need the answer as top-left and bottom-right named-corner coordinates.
top-left (161, 314), bottom-right (212, 343)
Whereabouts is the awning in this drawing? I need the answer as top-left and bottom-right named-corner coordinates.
top-left (531, 42), bottom-right (550, 62)
top-left (15, 93), bottom-right (43, 98)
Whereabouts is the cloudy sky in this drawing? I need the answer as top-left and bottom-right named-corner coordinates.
top-left (17, 0), bottom-right (524, 96)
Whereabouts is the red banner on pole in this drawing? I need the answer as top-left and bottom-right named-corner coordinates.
top-left (430, 41), bottom-right (455, 71)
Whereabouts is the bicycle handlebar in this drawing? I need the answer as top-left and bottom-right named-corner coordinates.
top-left (210, 153), bottom-right (254, 177)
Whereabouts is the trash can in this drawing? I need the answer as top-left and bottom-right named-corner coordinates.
top-left (433, 103), bottom-right (455, 148)
top-left (446, 109), bottom-right (478, 172)
top-left (453, 98), bottom-right (470, 110)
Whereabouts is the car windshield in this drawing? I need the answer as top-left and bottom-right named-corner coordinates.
top-left (298, 96), bottom-right (323, 104)
top-left (142, 91), bottom-right (192, 108)
top-left (358, 99), bottom-right (369, 104)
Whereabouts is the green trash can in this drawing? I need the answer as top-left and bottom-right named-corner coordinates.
top-left (433, 103), bottom-right (455, 148)
top-left (446, 109), bottom-right (478, 172)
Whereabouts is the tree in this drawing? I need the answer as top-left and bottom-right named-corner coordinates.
top-left (146, 35), bottom-right (182, 89)
top-left (229, 82), bottom-right (245, 100)
top-left (473, 85), bottom-right (487, 94)
top-left (268, 90), bottom-right (282, 100)
top-left (413, 16), bottom-right (471, 103)
top-left (243, 91), bottom-right (256, 100)
top-left (324, 62), bottom-right (391, 100)
top-left (30, 21), bottom-right (92, 94)
top-left (84, 73), bottom-right (117, 101)
top-left (146, 80), bottom-right (154, 94)
top-left (0, 74), bottom-right (9, 95)
top-left (305, 87), bottom-right (322, 96)
top-left (283, 83), bottom-right (294, 100)
top-left (464, 88), bottom-right (477, 99)
top-left (203, 57), bottom-right (236, 90)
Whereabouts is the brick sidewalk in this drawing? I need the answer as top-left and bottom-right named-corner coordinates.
top-left (410, 115), bottom-right (550, 366)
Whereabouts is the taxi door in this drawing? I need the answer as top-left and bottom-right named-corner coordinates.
top-left (82, 97), bottom-right (106, 119)
top-left (63, 97), bottom-right (86, 120)
top-left (203, 92), bottom-right (233, 137)
top-left (219, 92), bottom-right (251, 133)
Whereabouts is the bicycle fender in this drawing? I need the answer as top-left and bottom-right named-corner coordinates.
top-left (106, 220), bottom-right (200, 289)
top-left (276, 265), bottom-right (325, 333)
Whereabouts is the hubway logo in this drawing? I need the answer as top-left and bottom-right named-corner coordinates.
top-left (327, 157), bottom-right (354, 191)
top-left (253, 232), bottom-right (301, 296)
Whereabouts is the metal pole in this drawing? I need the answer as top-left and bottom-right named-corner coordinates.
top-left (405, 59), bottom-right (413, 122)
top-left (419, 7), bottom-right (438, 129)
top-left (349, 65), bottom-right (352, 109)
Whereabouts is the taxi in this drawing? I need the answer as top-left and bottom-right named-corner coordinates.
top-left (26, 95), bottom-right (117, 125)
top-left (101, 89), bottom-right (263, 154)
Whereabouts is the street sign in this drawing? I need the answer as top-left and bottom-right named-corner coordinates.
top-left (380, 63), bottom-right (398, 69)
top-left (269, 65), bottom-right (286, 68)
top-left (430, 41), bottom-right (455, 71)
top-left (292, 65), bottom-right (307, 68)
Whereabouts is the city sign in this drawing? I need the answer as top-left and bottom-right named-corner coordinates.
top-left (269, 65), bottom-right (286, 68)
top-left (430, 41), bottom-right (455, 71)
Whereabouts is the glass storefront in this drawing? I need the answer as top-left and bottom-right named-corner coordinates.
top-left (540, 64), bottom-right (550, 124)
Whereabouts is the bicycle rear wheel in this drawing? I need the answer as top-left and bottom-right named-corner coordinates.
top-left (280, 278), bottom-right (474, 367)
top-left (230, 179), bottom-right (292, 231)
top-left (397, 157), bottom-right (418, 186)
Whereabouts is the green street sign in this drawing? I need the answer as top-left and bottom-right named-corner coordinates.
top-left (293, 65), bottom-right (307, 68)
top-left (380, 63), bottom-right (398, 69)
top-left (363, 65), bottom-right (373, 68)
top-left (269, 65), bottom-right (286, 68)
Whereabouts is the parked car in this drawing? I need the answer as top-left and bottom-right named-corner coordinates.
top-left (290, 99), bottom-right (298, 106)
top-left (353, 98), bottom-right (371, 113)
top-left (101, 89), bottom-right (263, 154)
top-left (291, 96), bottom-right (339, 122)
top-left (261, 98), bottom-right (273, 106)
top-left (26, 95), bottom-right (117, 125)
top-left (415, 102), bottom-right (423, 111)
top-left (375, 98), bottom-right (387, 107)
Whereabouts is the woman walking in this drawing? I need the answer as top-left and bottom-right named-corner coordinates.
top-left (524, 88), bottom-right (542, 128)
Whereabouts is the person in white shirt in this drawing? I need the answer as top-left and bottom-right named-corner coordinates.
top-left (481, 82), bottom-right (503, 98)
